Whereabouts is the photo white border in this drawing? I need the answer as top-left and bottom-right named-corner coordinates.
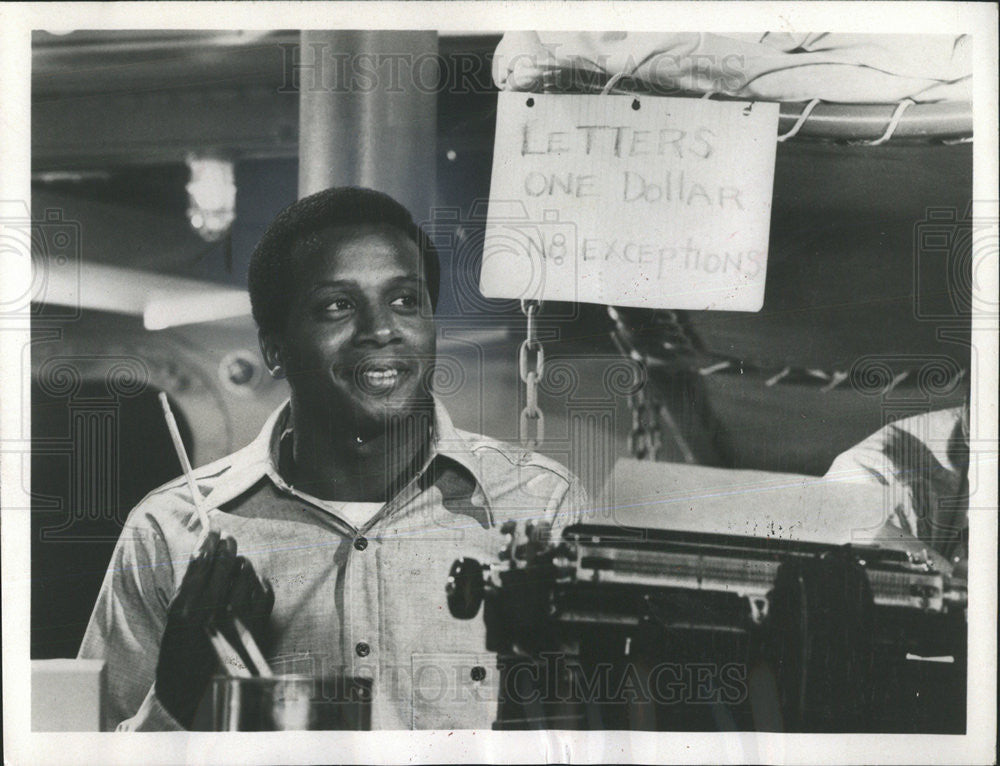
top-left (2, 3), bottom-right (996, 764)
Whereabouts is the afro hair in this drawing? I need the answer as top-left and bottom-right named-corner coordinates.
top-left (248, 186), bottom-right (440, 334)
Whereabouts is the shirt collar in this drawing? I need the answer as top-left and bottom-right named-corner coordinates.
top-left (248, 398), bottom-right (495, 510)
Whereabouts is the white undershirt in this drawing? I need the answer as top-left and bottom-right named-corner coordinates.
top-left (271, 428), bottom-right (386, 531)
top-left (333, 501), bottom-right (384, 531)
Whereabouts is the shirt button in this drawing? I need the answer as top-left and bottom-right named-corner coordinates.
top-left (355, 641), bottom-right (371, 658)
top-left (470, 665), bottom-right (487, 682)
top-left (353, 536), bottom-right (368, 551)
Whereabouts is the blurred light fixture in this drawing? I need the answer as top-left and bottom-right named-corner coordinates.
top-left (37, 258), bottom-right (252, 330)
top-left (185, 154), bottom-right (236, 242)
top-left (33, 170), bottom-right (111, 183)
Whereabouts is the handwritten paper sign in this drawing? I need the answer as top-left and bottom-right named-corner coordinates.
top-left (480, 92), bottom-right (779, 311)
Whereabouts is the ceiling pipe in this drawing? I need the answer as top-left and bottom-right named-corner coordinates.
top-left (297, 30), bottom-right (438, 223)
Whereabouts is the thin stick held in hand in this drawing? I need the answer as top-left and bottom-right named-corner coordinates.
top-left (158, 392), bottom-right (211, 532)
top-left (233, 617), bottom-right (274, 678)
top-left (207, 628), bottom-right (252, 678)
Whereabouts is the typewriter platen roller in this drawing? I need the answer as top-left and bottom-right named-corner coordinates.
top-left (447, 520), bottom-right (967, 733)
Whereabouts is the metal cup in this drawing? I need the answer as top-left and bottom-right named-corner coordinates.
top-left (212, 674), bottom-right (372, 731)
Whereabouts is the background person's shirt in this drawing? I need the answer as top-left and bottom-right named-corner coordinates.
top-left (824, 406), bottom-right (969, 564)
top-left (78, 399), bottom-right (588, 731)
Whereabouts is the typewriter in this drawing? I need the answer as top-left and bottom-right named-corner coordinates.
top-left (446, 462), bottom-right (968, 733)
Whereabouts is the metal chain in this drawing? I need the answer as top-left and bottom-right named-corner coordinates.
top-left (628, 384), bottom-right (662, 461)
top-left (651, 309), bottom-right (696, 354)
top-left (607, 306), bottom-right (662, 461)
top-left (614, 307), bottom-right (967, 395)
top-left (519, 299), bottom-right (545, 450)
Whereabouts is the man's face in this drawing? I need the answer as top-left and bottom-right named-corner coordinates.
top-left (264, 223), bottom-right (436, 431)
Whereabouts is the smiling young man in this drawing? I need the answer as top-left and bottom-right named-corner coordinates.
top-left (79, 186), bottom-right (587, 731)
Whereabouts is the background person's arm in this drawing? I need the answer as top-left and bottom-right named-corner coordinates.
top-left (824, 406), bottom-right (968, 568)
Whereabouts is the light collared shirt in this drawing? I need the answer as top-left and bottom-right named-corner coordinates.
top-left (824, 406), bottom-right (968, 562)
top-left (79, 399), bottom-right (587, 731)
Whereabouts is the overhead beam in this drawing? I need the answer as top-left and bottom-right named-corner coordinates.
top-left (33, 85), bottom-right (299, 170)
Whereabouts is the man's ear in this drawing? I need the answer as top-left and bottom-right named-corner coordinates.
top-left (259, 330), bottom-right (285, 379)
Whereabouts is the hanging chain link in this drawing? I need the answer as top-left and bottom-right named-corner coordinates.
top-left (607, 306), bottom-right (662, 461)
top-left (651, 309), bottom-right (696, 355)
top-left (628, 384), bottom-right (662, 461)
top-left (519, 299), bottom-right (545, 450)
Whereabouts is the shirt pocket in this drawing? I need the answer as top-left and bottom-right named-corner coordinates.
top-left (410, 652), bottom-right (499, 730)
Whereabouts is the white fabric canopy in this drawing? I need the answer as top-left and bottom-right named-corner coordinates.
top-left (493, 32), bottom-right (972, 103)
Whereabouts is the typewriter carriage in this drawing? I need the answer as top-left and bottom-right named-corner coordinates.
top-left (446, 520), bottom-right (967, 732)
